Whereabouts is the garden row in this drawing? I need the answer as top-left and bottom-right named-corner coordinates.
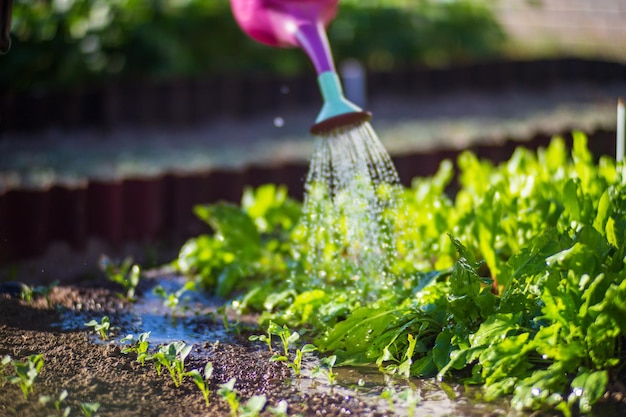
top-left (0, 128), bottom-right (617, 265)
top-left (1, 58), bottom-right (625, 133)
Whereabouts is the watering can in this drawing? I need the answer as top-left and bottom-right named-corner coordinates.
top-left (230, 0), bottom-right (371, 135)
top-left (0, 0), bottom-right (11, 53)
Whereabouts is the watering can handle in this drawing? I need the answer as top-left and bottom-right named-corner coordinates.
top-left (0, 0), bottom-right (11, 54)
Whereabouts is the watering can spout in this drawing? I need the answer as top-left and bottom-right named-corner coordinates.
top-left (230, 0), bottom-right (370, 135)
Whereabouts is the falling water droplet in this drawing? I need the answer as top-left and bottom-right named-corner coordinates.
top-left (273, 117), bottom-right (284, 127)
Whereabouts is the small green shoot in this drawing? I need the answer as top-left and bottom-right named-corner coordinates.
top-left (248, 321), bottom-right (275, 352)
top-left (216, 305), bottom-right (230, 331)
top-left (218, 378), bottom-right (239, 417)
top-left (267, 400), bottom-right (289, 417)
top-left (84, 316), bottom-right (114, 341)
top-left (80, 402), bottom-right (100, 417)
top-left (240, 394), bottom-right (267, 417)
top-left (20, 281), bottom-right (58, 308)
top-left (398, 383), bottom-right (420, 417)
top-left (286, 344), bottom-right (317, 377)
top-left (1, 355), bottom-right (11, 386)
top-left (146, 341), bottom-right (192, 387)
top-left (271, 322), bottom-right (299, 358)
top-left (311, 355), bottom-right (337, 386)
top-left (100, 255), bottom-right (140, 301)
top-left (39, 389), bottom-right (70, 417)
top-left (9, 354), bottom-right (44, 399)
top-left (120, 332), bottom-right (151, 365)
top-left (153, 281), bottom-right (196, 313)
top-left (185, 362), bottom-right (213, 407)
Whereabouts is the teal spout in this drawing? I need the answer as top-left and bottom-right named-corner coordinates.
top-left (310, 71), bottom-right (372, 136)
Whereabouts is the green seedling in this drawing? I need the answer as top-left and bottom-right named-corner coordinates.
top-left (20, 281), bottom-right (58, 308)
top-left (85, 316), bottom-right (114, 341)
top-left (291, 344), bottom-right (317, 376)
top-left (9, 354), bottom-right (44, 399)
top-left (216, 305), bottom-right (230, 331)
top-left (146, 341), bottom-right (192, 387)
top-left (80, 402), bottom-right (100, 417)
top-left (153, 281), bottom-right (196, 313)
top-left (271, 322), bottom-right (299, 358)
top-left (267, 400), bottom-right (289, 417)
top-left (39, 389), bottom-right (70, 417)
top-left (218, 378), bottom-right (239, 417)
top-left (1, 355), bottom-right (11, 386)
top-left (185, 362), bottom-right (213, 407)
top-left (100, 256), bottom-right (141, 301)
top-left (248, 320), bottom-right (277, 352)
top-left (398, 383), bottom-right (420, 417)
top-left (285, 344), bottom-right (316, 377)
top-left (120, 332), bottom-right (151, 365)
top-left (311, 355), bottom-right (337, 386)
top-left (240, 394), bottom-right (267, 417)
top-left (380, 387), bottom-right (396, 414)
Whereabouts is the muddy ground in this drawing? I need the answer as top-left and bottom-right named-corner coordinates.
top-left (0, 277), bottom-right (625, 417)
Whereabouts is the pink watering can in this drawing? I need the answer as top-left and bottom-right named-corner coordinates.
top-left (230, 0), bottom-right (371, 135)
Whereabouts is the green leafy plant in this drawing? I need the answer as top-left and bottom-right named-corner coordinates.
top-left (84, 316), bottom-right (114, 341)
top-left (185, 362), bottom-right (213, 407)
top-left (120, 332), bottom-right (151, 365)
top-left (146, 341), bottom-right (192, 387)
top-left (271, 323), bottom-right (300, 360)
top-left (177, 134), bottom-right (626, 415)
top-left (39, 389), bottom-right (70, 417)
top-left (100, 256), bottom-right (141, 301)
top-left (311, 355), bottom-right (337, 386)
top-left (80, 402), bottom-right (100, 417)
top-left (9, 354), bottom-right (44, 399)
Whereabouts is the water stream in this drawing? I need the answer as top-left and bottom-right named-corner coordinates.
top-left (301, 122), bottom-right (403, 297)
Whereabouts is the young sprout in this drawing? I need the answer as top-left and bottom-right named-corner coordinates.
top-left (9, 354), bottom-right (44, 399)
top-left (146, 341), bottom-right (192, 387)
top-left (218, 378), bottom-right (240, 417)
top-left (84, 316), bottom-right (114, 341)
top-left (80, 402), bottom-right (100, 417)
top-left (120, 332), bottom-right (151, 365)
top-left (398, 383), bottom-right (420, 417)
top-left (1, 355), bottom-right (11, 386)
top-left (185, 362), bottom-right (213, 407)
top-left (100, 255), bottom-right (141, 301)
top-left (270, 322), bottom-right (299, 358)
top-left (153, 281), bottom-right (196, 314)
top-left (19, 281), bottom-right (59, 308)
top-left (267, 400), bottom-right (289, 417)
top-left (240, 394), bottom-right (267, 417)
top-left (39, 389), bottom-right (70, 417)
top-left (311, 355), bottom-right (337, 386)
top-left (248, 320), bottom-right (278, 352)
top-left (286, 344), bottom-right (317, 377)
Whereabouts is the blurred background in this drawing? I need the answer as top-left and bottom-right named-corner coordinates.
top-left (1, 0), bottom-right (626, 278)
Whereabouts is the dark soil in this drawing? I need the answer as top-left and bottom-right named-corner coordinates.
top-left (1, 278), bottom-right (625, 417)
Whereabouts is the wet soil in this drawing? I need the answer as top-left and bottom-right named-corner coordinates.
top-left (1, 277), bottom-right (625, 417)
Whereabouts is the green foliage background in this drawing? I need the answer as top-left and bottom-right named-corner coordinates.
top-left (177, 134), bottom-right (626, 415)
top-left (2, 0), bottom-right (506, 91)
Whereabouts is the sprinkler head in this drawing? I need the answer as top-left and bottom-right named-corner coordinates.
top-left (310, 111), bottom-right (372, 136)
